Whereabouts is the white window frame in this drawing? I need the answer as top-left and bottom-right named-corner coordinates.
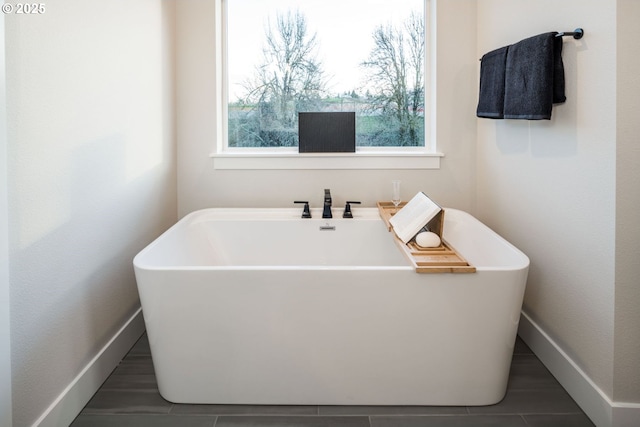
top-left (211, 0), bottom-right (442, 170)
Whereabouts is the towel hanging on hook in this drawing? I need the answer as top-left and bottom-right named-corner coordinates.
top-left (477, 28), bottom-right (584, 120)
top-left (477, 31), bottom-right (571, 120)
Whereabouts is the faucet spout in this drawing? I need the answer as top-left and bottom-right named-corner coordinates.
top-left (322, 189), bottom-right (332, 218)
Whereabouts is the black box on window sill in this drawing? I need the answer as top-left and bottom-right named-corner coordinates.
top-left (298, 112), bottom-right (356, 153)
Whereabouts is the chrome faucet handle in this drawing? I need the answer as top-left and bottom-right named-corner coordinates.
top-left (294, 201), bottom-right (312, 218)
top-left (343, 201), bottom-right (361, 218)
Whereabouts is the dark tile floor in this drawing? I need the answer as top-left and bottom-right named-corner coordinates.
top-left (71, 334), bottom-right (595, 427)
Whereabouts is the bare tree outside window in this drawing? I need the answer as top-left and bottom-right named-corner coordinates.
top-left (232, 10), bottom-right (327, 147)
top-left (361, 11), bottom-right (425, 146)
top-left (227, 0), bottom-right (425, 148)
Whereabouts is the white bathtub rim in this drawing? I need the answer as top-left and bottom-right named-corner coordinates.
top-left (132, 207), bottom-right (385, 267)
top-left (133, 263), bottom-right (523, 273)
top-left (187, 207), bottom-right (384, 222)
top-left (133, 207), bottom-right (530, 272)
top-left (134, 264), bottom-right (414, 272)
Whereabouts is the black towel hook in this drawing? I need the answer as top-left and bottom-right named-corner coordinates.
top-left (556, 28), bottom-right (584, 39)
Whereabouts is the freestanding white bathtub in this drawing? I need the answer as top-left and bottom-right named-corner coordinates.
top-left (133, 207), bottom-right (529, 406)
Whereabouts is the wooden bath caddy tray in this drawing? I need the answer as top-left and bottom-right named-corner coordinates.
top-left (377, 202), bottom-right (476, 274)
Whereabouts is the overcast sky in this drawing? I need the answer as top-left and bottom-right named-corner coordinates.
top-left (227, 0), bottom-right (423, 99)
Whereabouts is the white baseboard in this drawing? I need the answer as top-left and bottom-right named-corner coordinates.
top-left (612, 403), bottom-right (640, 427)
top-left (31, 308), bottom-right (145, 427)
top-left (518, 311), bottom-right (640, 427)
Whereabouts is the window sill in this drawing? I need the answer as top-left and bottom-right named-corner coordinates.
top-left (210, 150), bottom-right (443, 170)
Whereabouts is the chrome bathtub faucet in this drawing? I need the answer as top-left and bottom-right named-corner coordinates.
top-left (323, 189), bottom-right (332, 219)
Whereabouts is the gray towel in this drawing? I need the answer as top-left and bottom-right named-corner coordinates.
top-left (503, 32), bottom-right (565, 120)
top-left (476, 46), bottom-right (509, 119)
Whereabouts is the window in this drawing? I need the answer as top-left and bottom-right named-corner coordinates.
top-left (224, 0), bottom-right (428, 150)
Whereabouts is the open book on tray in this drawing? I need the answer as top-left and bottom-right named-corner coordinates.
top-left (388, 192), bottom-right (442, 244)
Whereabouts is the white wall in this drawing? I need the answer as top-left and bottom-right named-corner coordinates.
top-left (176, 0), bottom-right (478, 217)
top-left (476, 0), bottom-right (640, 425)
top-left (477, 0), bottom-right (616, 397)
top-left (1, 13), bottom-right (13, 427)
top-left (614, 0), bottom-right (640, 405)
top-left (5, 0), bottom-right (177, 425)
